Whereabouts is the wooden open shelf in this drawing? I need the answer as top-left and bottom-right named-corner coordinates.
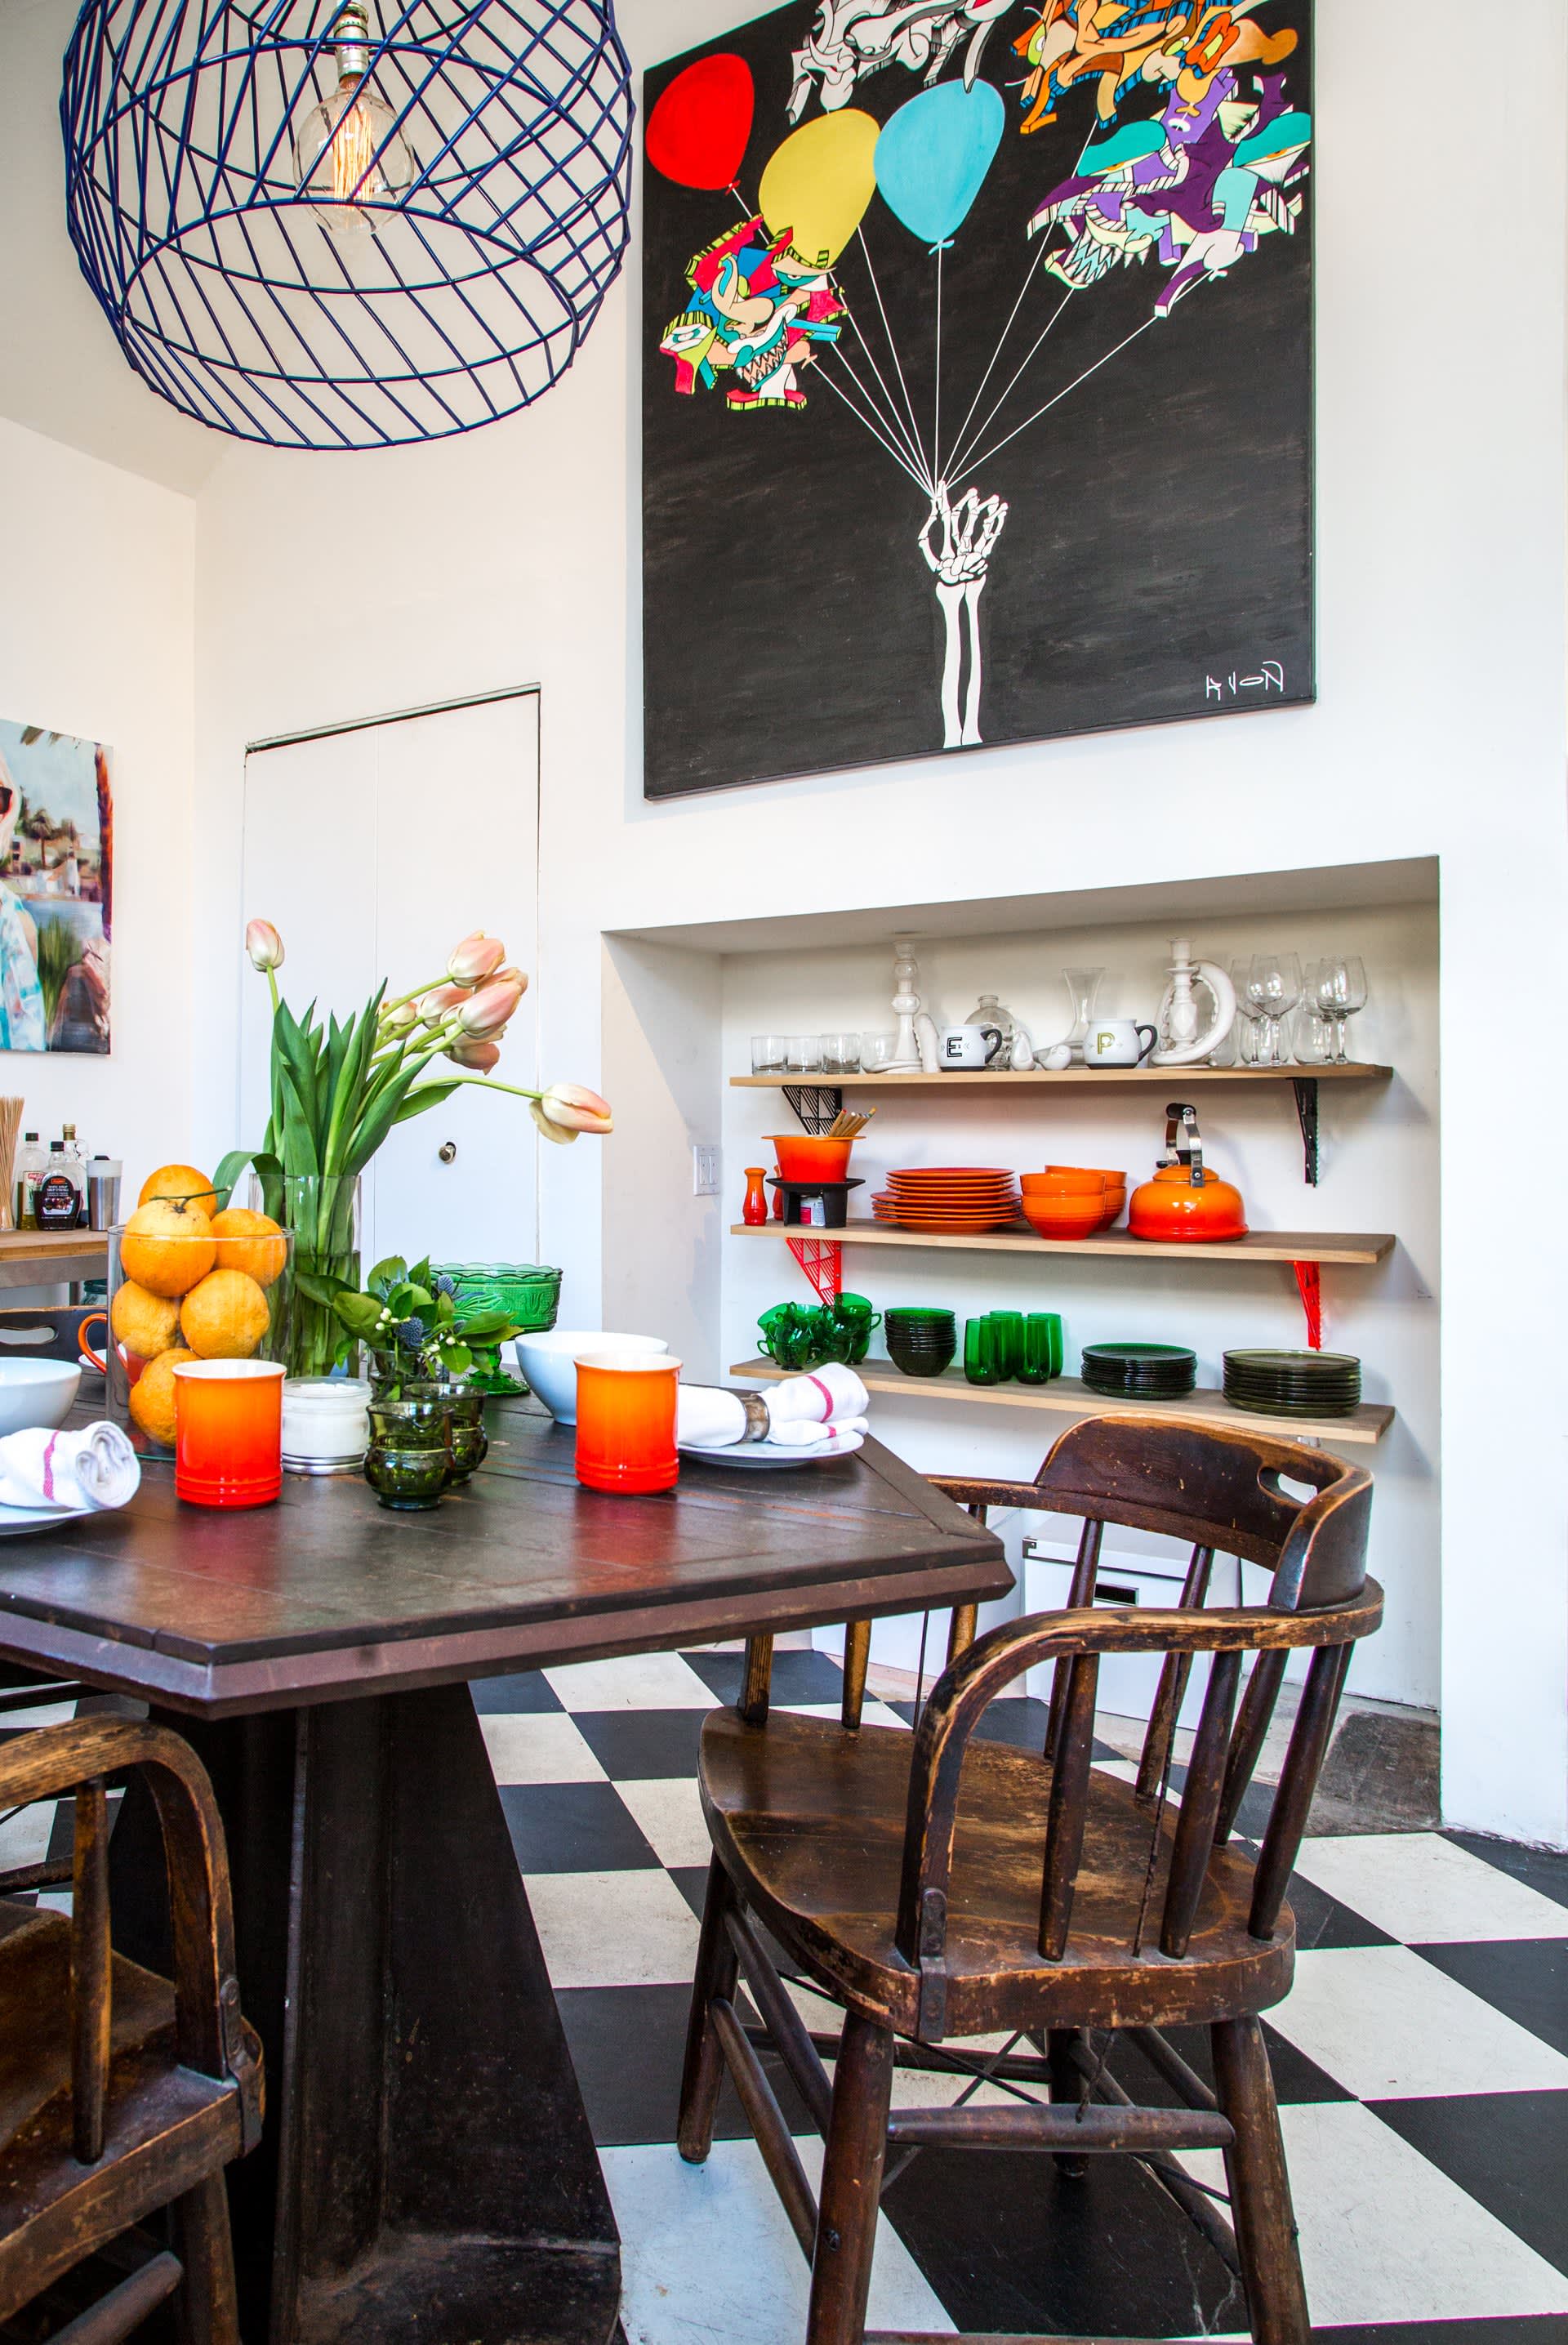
top-left (731, 1066), bottom-right (1392, 1090)
top-left (731, 1223), bottom-right (1395, 1267)
top-left (730, 1358), bottom-right (1394, 1447)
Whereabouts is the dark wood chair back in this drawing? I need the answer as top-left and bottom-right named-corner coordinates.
top-left (0, 1302), bottom-right (107, 1372)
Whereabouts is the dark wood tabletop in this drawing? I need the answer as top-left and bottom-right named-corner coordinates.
top-left (0, 1400), bottom-right (1012, 1716)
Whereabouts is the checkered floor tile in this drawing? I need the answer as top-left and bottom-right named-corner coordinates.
top-left (472, 1652), bottom-right (1568, 2345)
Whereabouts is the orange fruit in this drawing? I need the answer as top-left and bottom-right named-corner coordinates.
top-left (109, 1279), bottom-right (181, 1362)
top-left (180, 1268), bottom-right (270, 1359)
top-left (120, 1199), bottom-right (216, 1298)
top-left (210, 1206), bottom-right (287, 1289)
top-left (138, 1161), bottom-right (219, 1210)
top-left (127, 1347), bottom-right (197, 1447)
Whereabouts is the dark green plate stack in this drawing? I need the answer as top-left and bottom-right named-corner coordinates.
top-left (1223, 1349), bottom-right (1361, 1419)
top-left (1080, 1342), bottom-right (1197, 1399)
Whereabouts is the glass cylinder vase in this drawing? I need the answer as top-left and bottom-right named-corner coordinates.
top-left (254, 1171), bottom-right (361, 1382)
top-left (106, 1216), bottom-right (295, 1458)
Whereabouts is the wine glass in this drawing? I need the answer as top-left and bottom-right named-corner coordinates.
top-left (1304, 956), bottom-right (1368, 1063)
top-left (1230, 957), bottom-right (1267, 1065)
top-left (1240, 952), bottom-right (1302, 1067)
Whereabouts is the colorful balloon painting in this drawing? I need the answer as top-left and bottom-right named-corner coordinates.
top-left (643, 0), bottom-right (1316, 796)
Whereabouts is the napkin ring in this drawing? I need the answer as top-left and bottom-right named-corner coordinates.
top-left (736, 1391), bottom-right (771, 1443)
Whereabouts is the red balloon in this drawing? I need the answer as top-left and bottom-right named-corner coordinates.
top-left (646, 54), bottom-right (755, 192)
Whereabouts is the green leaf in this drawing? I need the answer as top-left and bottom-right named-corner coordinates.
top-left (273, 996), bottom-right (321, 1145)
top-left (390, 1078), bottom-right (461, 1126)
top-left (335, 1292), bottom-right (385, 1339)
top-left (324, 985), bottom-right (386, 1177)
top-left (341, 1059), bottom-right (430, 1176)
top-left (212, 1148), bottom-right (254, 1212)
top-left (296, 1268), bottom-right (358, 1308)
top-left (455, 1308), bottom-right (514, 1340)
top-left (367, 1256), bottom-right (408, 1299)
top-left (442, 1344), bottom-right (473, 1374)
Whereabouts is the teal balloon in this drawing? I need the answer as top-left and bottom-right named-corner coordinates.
top-left (874, 80), bottom-right (1004, 247)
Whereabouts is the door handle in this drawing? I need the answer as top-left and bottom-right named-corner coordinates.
top-left (438, 1141), bottom-right (457, 1164)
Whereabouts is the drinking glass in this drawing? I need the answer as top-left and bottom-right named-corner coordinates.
top-left (1016, 1313), bottom-right (1064, 1384)
top-left (1243, 952), bottom-right (1302, 1067)
top-left (1304, 956), bottom-right (1368, 1063)
top-left (862, 1032), bottom-right (898, 1072)
top-left (963, 1317), bottom-right (1006, 1385)
top-left (1062, 967), bottom-right (1104, 1063)
top-left (820, 1032), bottom-right (862, 1074)
top-left (1230, 956), bottom-right (1267, 1065)
top-left (785, 1035), bottom-right (824, 1074)
top-left (751, 1034), bottom-right (788, 1075)
top-left (986, 1310), bottom-right (1024, 1378)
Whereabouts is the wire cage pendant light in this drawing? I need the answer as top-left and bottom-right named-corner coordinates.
top-left (61, 0), bottom-right (634, 450)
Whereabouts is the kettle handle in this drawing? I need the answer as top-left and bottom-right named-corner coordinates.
top-left (1163, 1101), bottom-right (1207, 1186)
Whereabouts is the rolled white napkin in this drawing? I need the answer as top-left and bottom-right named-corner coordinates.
top-left (765, 1364), bottom-right (868, 1434)
top-left (766, 1415), bottom-right (870, 1449)
top-left (0, 1421), bottom-right (141, 1514)
top-left (675, 1386), bottom-right (750, 1449)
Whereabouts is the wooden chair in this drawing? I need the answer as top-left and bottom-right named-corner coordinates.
top-left (677, 1415), bottom-right (1379, 2345)
top-left (0, 1717), bottom-right (263, 2342)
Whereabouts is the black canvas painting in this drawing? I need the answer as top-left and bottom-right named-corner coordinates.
top-left (642, 2), bottom-right (1313, 799)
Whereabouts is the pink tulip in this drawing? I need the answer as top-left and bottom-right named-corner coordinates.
top-left (458, 974), bottom-right (527, 1038)
top-left (535, 1081), bottom-right (613, 1136)
top-left (493, 965), bottom-right (528, 992)
top-left (385, 999), bottom-right (419, 1033)
top-left (448, 931), bottom-right (506, 987)
top-left (417, 983), bottom-right (468, 1025)
top-left (246, 919), bottom-right (283, 972)
top-left (446, 1037), bottom-right (501, 1072)
top-left (531, 1099), bottom-right (577, 1146)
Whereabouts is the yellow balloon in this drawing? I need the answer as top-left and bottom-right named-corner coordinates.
top-left (759, 110), bottom-right (879, 271)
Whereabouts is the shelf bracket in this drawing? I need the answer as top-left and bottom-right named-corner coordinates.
top-left (1291, 1077), bottom-right (1321, 1186)
top-left (786, 1237), bottom-right (843, 1304)
top-left (1291, 1260), bottom-right (1322, 1351)
top-left (782, 1085), bottom-right (843, 1136)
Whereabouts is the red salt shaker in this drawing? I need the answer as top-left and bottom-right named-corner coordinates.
top-left (742, 1166), bottom-right (768, 1226)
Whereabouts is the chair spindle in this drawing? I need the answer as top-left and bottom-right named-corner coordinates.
top-left (1250, 1641), bottom-right (1353, 1939)
top-left (1216, 1647), bottom-right (1289, 1841)
top-left (840, 1621), bottom-right (871, 1732)
top-left (1038, 1652), bottom-right (1099, 1959)
top-left (739, 1634), bottom-right (773, 1726)
top-left (1159, 1646), bottom-right (1242, 1958)
top-left (1045, 1518), bottom-right (1103, 1759)
top-left (1137, 1544), bottom-right (1215, 1797)
top-left (70, 1775), bottom-right (112, 2166)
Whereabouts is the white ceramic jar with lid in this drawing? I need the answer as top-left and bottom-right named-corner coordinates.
top-left (281, 1376), bottom-right (372, 1475)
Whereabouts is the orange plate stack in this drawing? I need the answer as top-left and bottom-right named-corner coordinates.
top-left (872, 1167), bottom-right (1022, 1232)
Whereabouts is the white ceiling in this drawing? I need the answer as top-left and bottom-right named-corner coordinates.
top-left (0, 0), bottom-right (223, 493)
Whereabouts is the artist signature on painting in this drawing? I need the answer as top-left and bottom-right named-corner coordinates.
top-left (1205, 662), bottom-right (1285, 702)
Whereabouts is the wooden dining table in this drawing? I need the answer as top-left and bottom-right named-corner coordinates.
top-left (0, 1399), bottom-right (1010, 2345)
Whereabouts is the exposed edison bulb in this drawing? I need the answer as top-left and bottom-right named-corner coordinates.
top-left (294, 3), bottom-right (415, 254)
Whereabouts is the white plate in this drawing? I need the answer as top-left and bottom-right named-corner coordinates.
top-left (0, 1504), bottom-right (96, 1537)
top-left (679, 1431), bottom-right (865, 1469)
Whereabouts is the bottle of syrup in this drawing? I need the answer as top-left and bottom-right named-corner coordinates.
top-left (35, 1142), bottom-right (80, 1230)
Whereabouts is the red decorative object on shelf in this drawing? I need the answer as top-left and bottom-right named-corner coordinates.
top-left (742, 1167), bottom-right (768, 1227)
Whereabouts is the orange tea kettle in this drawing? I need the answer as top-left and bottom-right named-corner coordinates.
top-left (1129, 1102), bottom-right (1249, 1243)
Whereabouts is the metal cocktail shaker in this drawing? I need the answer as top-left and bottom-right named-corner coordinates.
top-left (87, 1157), bottom-right (122, 1232)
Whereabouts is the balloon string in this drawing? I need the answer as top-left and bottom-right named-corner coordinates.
top-left (949, 311), bottom-right (1159, 488)
top-left (853, 226), bottom-right (929, 483)
top-left (947, 279), bottom-right (1073, 484)
top-left (831, 316), bottom-right (933, 489)
top-left (932, 241), bottom-right (944, 479)
top-left (814, 356), bottom-right (933, 493)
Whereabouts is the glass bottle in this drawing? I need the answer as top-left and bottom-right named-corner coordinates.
top-left (12, 1132), bottom-right (44, 1228)
top-left (60, 1123), bottom-right (87, 1225)
top-left (966, 992), bottom-right (1017, 1054)
top-left (34, 1143), bottom-right (79, 1229)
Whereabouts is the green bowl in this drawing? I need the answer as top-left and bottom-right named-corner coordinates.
top-left (430, 1261), bottom-right (563, 1332)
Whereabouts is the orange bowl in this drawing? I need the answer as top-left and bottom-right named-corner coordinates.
top-left (767, 1133), bottom-right (854, 1183)
top-left (1020, 1170), bottom-right (1103, 1197)
top-left (1047, 1164), bottom-right (1126, 1186)
top-left (1022, 1197), bottom-right (1106, 1241)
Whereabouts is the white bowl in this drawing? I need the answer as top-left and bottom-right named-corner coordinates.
top-left (0, 1358), bottom-right (81, 1438)
top-left (515, 1331), bottom-right (668, 1424)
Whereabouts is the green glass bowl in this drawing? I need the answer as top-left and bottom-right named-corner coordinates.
top-left (430, 1262), bottom-right (563, 1331)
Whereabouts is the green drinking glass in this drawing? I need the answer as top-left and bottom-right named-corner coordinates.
top-left (964, 1317), bottom-right (1006, 1386)
top-left (986, 1311), bottom-right (1024, 1379)
top-left (1017, 1312), bottom-right (1064, 1384)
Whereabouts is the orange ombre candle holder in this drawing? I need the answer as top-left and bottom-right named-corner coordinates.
top-left (172, 1358), bottom-right (286, 1507)
top-left (574, 1353), bottom-right (681, 1496)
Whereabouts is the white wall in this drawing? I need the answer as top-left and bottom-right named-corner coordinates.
top-left (0, 416), bottom-right (196, 1191)
top-left (185, 0), bottom-right (1568, 1843)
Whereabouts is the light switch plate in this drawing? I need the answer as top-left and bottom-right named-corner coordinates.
top-left (692, 1144), bottom-right (720, 1197)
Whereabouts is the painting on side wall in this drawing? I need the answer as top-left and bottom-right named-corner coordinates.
top-left (642, 1), bottom-right (1313, 798)
top-left (0, 717), bottom-right (112, 1054)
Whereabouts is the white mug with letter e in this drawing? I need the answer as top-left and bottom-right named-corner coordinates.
top-left (940, 1023), bottom-right (1004, 1070)
top-left (1086, 1019), bottom-right (1159, 1067)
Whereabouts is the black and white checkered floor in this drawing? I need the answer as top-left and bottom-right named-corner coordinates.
top-left (473, 1646), bottom-right (1568, 2345)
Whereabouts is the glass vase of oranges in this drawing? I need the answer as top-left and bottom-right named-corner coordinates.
top-left (107, 1163), bottom-right (294, 1455)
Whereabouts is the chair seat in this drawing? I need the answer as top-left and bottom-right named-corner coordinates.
top-left (699, 1710), bottom-right (1295, 2040)
top-left (0, 1901), bottom-right (258, 2324)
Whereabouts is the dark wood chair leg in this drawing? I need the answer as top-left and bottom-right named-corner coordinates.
top-left (805, 2012), bottom-right (893, 2345)
top-left (1047, 2027), bottom-right (1089, 2178)
top-left (1211, 2017), bottom-right (1310, 2345)
top-left (678, 1856), bottom-right (740, 2165)
top-left (173, 2173), bottom-right (240, 2345)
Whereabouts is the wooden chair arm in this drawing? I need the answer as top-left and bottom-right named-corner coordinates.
top-left (893, 1585), bottom-right (1383, 1964)
top-left (0, 1718), bottom-right (245, 2086)
top-left (924, 1474), bottom-right (1050, 1514)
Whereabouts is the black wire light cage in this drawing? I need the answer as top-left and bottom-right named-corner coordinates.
top-left (60, 0), bottom-right (634, 448)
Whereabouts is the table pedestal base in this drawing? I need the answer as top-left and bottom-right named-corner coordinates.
top-left (112, 1685), bottom-right (621, 2345)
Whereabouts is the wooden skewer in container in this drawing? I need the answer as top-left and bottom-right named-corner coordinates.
top-left (0, 1099), bottom-right (23, 1231)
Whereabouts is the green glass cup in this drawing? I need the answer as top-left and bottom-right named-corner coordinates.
top-left (363, 1442), bottom-right (450, 1510)
top-left (963, 1317), bottom-right (1007, 1385)
top-left (986, 1311), bottom-right (1024, 1379)
top-left (1017, 1312), bottom-right (1064, 1384)
top-left (444, 1389), bottom-right (489, 1481)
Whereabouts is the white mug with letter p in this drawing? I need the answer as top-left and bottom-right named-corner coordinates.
top-left (1086, 1019), bottom-right (1158, 1067)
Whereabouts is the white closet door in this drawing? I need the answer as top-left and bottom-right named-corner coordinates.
top-left (240, 693), bottom-right (540, 1269)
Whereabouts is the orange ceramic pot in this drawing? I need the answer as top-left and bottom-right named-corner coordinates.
top-left (768, 1133), bottom-right (855, 1184)
top-left (1128, 1161), bottom-right (1248, 1242)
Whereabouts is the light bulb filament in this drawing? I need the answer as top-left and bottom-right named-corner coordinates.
top-left (327, 78), bottom-right (379, 206)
